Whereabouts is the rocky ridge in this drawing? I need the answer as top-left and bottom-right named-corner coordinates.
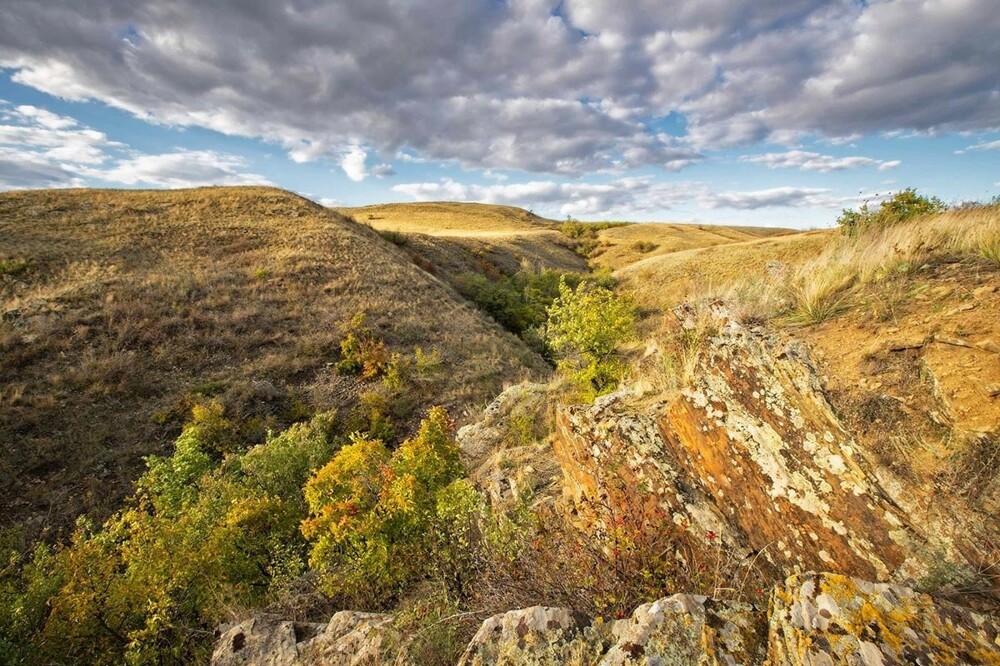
top-left (212, 573), bottom-right (1000, 665)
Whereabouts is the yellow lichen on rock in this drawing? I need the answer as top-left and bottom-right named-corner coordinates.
top-left (767, 573), bottom-right (1000, 665)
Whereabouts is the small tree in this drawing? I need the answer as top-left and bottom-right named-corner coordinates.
top-left (837, 188), bottom-right (946, 236)
top-left (545, 280), bottom-right (635, 397)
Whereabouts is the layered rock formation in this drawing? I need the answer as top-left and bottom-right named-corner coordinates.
top-left (554, 314), bottom-right (938, 584)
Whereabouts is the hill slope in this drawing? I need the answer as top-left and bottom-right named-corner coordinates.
top-left (589, 221), bottom-right (797, 272)
top-left (0, 187), bottom-right (549, 533)
top-left (337, 201), bottom-right (554, 235)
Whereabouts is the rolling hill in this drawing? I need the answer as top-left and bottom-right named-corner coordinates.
top-left (0, 187), bottom-right (550, 536)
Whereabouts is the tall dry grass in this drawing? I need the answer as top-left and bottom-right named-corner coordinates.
top-left (689, 204), bottom-right (1000, 326)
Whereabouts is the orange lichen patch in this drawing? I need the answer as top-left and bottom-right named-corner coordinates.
top-left (659, 323), bottom-right (913, 580)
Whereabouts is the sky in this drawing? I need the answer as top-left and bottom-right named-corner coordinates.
top-left (0, 0), bottom-right (998, 229)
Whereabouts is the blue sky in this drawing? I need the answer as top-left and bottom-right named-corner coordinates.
top-left (1, 0), bottom-right (998, 229)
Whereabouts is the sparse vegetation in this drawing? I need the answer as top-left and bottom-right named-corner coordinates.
top-left (980, 239), bottom-right (1000, 266)
top-left (657, 198), bottom-right (1000, 329)
top-left (379, 229), bottom-right (409, 246)
top-left (0, 187), bottom-right (547, 536)
top-left (336, 313), bottom-right (390, 378)
top-left (0, 257), bottom-right (32, 277)
top-left (786, 269), bottom-right (853, 325)
top-left (558, 220), bottom-right (631, 257)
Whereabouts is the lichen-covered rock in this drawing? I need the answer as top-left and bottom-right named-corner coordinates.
top-left (601, 593), bottom-right (766, 666)
top-left (212, 616), bottom-right (325, 666)
top-left (298, 611), bottom-right (399, 664)
top-left (767, 572), bottom-right (1000, 665)
top-left (457, 382), bottom-right (549, 467)
top-left (458, 382), bottom-right (560, 507)
top-left (555, 316), bottom-right (930, 583)
top-left (211, 611), bottom-right (399, 666)
top-left (457, 606), bottom-right (608, 666)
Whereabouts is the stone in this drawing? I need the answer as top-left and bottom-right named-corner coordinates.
top-left (212, 616), bottom-right (324, 666)
top-left (458, 382), bottom-right (560, 507)
top-left (600, 594), bottom-right (766, 666)
top-left (767, 572), bottom-right (1000, 665)
top-left (553, 318), bottom-right (931, 584)
top-left (211, 611), bottom-right (398, 666)
top-left (457, 606), bottom-right (608, 666)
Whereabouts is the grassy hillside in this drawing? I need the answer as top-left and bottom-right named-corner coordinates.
top-left (0, 187), bottom-right (549, 535)
top-left (589, 221), bottom-right (796, 271)
top-left (617, 230), bottom-right (830, 313)
top-left (338, 201), bottom-right (554, 235)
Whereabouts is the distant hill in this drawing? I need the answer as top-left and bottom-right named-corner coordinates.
top-left (337, 201), bottom-right (555, 235)
top-left (0, 187), bottom-right (549, 534)
top-left (588, 221), bottom-right (797, 272)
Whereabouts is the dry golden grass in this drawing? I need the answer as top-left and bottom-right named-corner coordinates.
top-left (590, 221), bottom-right (795, 271)
top-left (0, 187), bottom-right (550, 534)
top-left (618, 204), bottom-right (1000, 326)
top-left (337, 201), bottom-right (588, 289)
top-left (616, 230), bottom-right (831, 314)
top-left (337, 201), bottom-right (554, 235)
top-left (780, 204), bottom-right (1000, 323)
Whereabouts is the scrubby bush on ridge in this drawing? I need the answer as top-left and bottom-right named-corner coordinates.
top-left (836, 187), bottom-right (946, 236)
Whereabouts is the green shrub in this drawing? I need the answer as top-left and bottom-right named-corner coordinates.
top-left (545, 280), bottom-right (636, 397)
top-left (0, 258), bottom-right (32, 277)
top-left (1, 409), bottom-right (339, 665)
top-left (302, 407), bottom-right (480, 607)
top-left (557, 221), bottom-right (630, 257)
top-left (455, 267), bottom-right (615, 357)
top-left (379, 229), bottom-right (409, 247)
top-left (837, 188), bottom-right (946, 236)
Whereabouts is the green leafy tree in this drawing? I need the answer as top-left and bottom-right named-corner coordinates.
top-left (545, 280), bottom-right (636, 397)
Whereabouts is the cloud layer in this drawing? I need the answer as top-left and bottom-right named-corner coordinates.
top-left (2, 0), bottom-right (996, 175)
top-left (392, 177), bottom-right (855, 218)
top-left (0, 102), bottom-right (267, 189)
top-left (742, 150), bottom-right (900, 173)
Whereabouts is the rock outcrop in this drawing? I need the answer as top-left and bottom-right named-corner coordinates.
top-left (554, 315), bottom-right (933, 584)
top-left (457, 606), bottom-right (607, 666)
top-left (767, 573), bottom-right (1000, 665)
top-left (601, 593), bottom-right (766, 666)
top-left (212, 611), bottom-right (398, 666)
top-left (457, 382), bottom-right (560, 507)
top-left (212, 574), bottom-right (1000, 665)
